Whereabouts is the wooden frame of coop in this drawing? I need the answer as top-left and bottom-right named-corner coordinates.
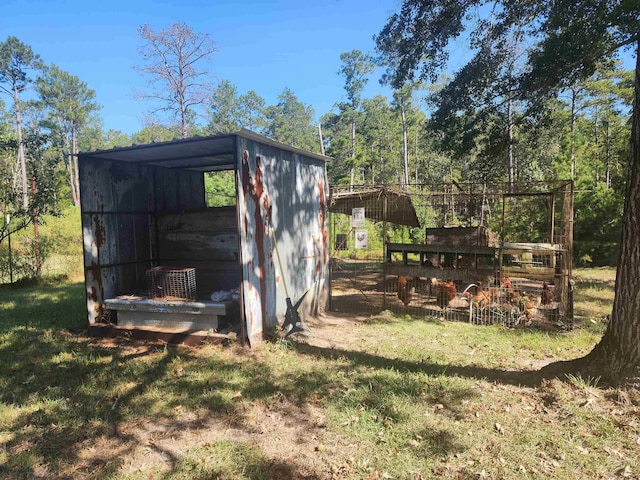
top-left (381, 181), bottom-right (574, 327)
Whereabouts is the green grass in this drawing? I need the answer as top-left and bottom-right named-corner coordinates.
top-left (0, 269), bottom-right (638, 479)
top-left (0, 206), bottom-right (83, 284)
top-left (572, 267), bottom-right (617, 335)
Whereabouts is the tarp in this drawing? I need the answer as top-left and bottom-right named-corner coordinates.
top-left (328, 188), bottom-right (421, 228)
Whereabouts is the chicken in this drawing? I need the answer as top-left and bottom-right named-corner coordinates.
top-left (501, 277), bottom-right (521, 305)
top-left (397, 275), bottom-right (416, 306)
top-left (501, 277), bottom-right (513, 291)
top-left (463, 281), bottom-right (490, 308)
top-left (519, 292), bottom-right (539, 320)
top-left (540, 281), bottom-right (555, 305)
top-left (432, 278), bottom-right (457, 310)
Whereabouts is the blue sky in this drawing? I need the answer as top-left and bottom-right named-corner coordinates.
top-left (3, 0), bottom-right (402, 135)
top-left (4, 0), bottom-right (636, 136)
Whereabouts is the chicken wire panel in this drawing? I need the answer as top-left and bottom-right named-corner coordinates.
top-left (328, 182), bottom-right (573, 328)
top-left (329, 259), bottom-right (386, 314)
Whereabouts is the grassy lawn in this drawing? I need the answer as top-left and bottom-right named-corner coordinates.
top-left (1, 268), bottom-right (639, 479)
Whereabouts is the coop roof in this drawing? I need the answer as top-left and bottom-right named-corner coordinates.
top-left (78, 129), bottom-right (330, 172)
top-left (328, 188), bottom-right (421, 228)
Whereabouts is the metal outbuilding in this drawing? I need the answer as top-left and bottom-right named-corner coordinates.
top-left (79, 129), bottom-right (330, 345)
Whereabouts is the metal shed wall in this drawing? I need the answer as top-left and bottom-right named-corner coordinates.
top-left (237, 136), bottom-right (329, 345)
top-left (79, 157), bottom-right (205, 323)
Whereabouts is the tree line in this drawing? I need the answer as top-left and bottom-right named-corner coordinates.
top-left (373, 0), bottom-right (639, 388)
top-left (0, 16), bottom-right (634, 276)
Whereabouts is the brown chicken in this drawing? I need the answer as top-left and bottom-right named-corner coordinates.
top-left (432, 278), bottom-right (457, 310)
top-left (501, 277), bottom-right (521, 305)
top-left (473, 281), bottom-right (491, 308)
top-left (397, 275), bottom-right (416, 306)
top-left (463, 281), bottom-right (491, 308)
top-left (519, 292), bottom-right (538, 320)
top-left (501, 277), bottom-right (513, 291)
top-left (540, 281), bottom-right (555, 305)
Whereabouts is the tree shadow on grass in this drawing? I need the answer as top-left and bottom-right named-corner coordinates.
top-left (0, 322), bottom-right (335, 479)
top-left (294, 342), bottom-right (552, 389)
top-left (0, 280), bottom-right (579, 478)
top-left (0, 283), bottom-right (343, 478)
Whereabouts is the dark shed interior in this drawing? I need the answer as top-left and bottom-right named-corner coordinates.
top-left (79, 133), bottom-right (244, 325)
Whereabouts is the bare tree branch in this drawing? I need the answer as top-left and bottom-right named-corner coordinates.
top-left (133, 22), bottom-right (217, 138)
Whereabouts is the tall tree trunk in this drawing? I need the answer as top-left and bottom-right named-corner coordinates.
top-left (507, 95), bottom-right (515, 190)
top-left (570, 85), bottom-right (577, 181)
top-left (400, 100), bottom-right (409, 188)
top-left (63, 135), bottom-right (77, 206)
top-left (318, 123), bottom-right (325, 156)
top-left (414, 122), bottom-right (419, 184)
top-left (180, 92), bottom-right (188, 138)
top-left (13, 84), bottom-right (28, 209)
top-left (576, 41), bottom-right (640, 385)
top-left (606, 121), bottom-right (612, 189)
top-left (31, 175), bottom-right (41, 277)
top-left (349, 119), bottom-right (356, 191)
top-left (593, 107), bottom-right (600, 184)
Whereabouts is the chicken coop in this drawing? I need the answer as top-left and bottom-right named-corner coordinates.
top-left (79, 130), bottom-right (330, 345)
top-left (328, 181), bottom-right (574, 328)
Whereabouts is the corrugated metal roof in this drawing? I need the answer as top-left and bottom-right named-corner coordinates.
top-left (79, 128), bottom-right (330, 171)
top-left (328, 187), bottom-right (421, 228)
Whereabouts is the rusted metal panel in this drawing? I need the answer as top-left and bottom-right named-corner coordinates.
top-left (237, 139), bottom-right (276, 344)
top-left (80, 152), bottom-right (209, 324)
top-left (80, 157), bottom-right (152, 323)
top-left (156, 208), bottom-right (241, 298)
top-left (84, 264), bottom-right (118, 322)
top-left (80, 133), bottom-right (328, 337)
top-left (236, 137), bottom-right (329, 345)
top-left (155, 169), bottom-right (205, 211)
top-left (157, 208), bottom-right (238, 262)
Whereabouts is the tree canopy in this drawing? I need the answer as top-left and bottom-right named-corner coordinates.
top-left (376, 0), bottom-right (640, 385)
top-left (0, 15), bottom-right (638, 317)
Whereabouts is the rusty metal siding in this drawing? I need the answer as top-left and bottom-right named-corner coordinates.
top-left (154, 169), bottom-right (205, 212)
top-left (236, 137), bottom-right (329, 345)
top-left (79, 156), bottom-right (205, 324)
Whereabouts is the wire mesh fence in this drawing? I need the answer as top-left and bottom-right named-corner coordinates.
top-left (328, 181), bottom-right (573, 329)
top-left (0, 253), bottom-right (82, 284)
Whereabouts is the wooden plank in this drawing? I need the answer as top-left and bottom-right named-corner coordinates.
top-left (105, 296), bottom-right (235, 315)
top-left (158, 232), bottom-right (238, 260)
top-left (114, 310), bottom-right (220, 331)
top-left (104, 296), bottom-right (241, 332)
top-left (384, 264), bottom-right (498, 287)
top-left (157, 207), bottom-right (237, 233)
top-left (386, 243), bottom-right (497, 255)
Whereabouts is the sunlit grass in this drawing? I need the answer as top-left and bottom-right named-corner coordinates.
top-left (1, 268), bottom-right (637, 480)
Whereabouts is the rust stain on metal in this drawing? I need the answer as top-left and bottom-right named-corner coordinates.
top-left (93, 214), bottom-right (105, 250)
top-left (241, 150), bottom-right (251, 238)
top-left (89, 283), bottom-right (100, 314)
top-left (241, 151), bottom-right (270, 332)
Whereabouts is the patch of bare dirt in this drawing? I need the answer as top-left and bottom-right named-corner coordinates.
top-left (300, 312), bottom-right (372, 349)
top-left (95, 395), bottom-right (359, 479)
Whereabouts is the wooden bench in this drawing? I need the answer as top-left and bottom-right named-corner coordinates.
top-left (105, 295), bottom-right (239, 331)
